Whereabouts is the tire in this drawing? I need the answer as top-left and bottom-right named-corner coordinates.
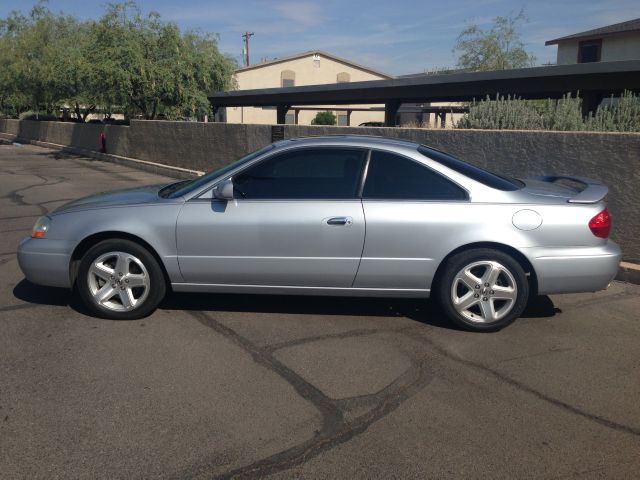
top-left (436, 248), bottom-right (529, 332)
top-left (76, 239), bottom-right (166, 320)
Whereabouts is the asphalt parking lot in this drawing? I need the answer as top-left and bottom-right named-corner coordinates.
top-left (1, 142), bottom-right (639, 479)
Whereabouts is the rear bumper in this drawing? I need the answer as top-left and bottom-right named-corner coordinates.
top-left (524, 241), bottom-right (621, 295)
top-left (17, 237), bottom-right (73, 288)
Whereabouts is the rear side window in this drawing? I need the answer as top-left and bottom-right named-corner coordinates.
top-left (233, 148), bottom-right (366, 199)
top-left (418, 145), bottom-right (522, 191)
top-left (363, 150), bottom-right (468, 201)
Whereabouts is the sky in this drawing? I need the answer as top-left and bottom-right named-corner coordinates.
top-left (1, 0), bottom-right (638, 75)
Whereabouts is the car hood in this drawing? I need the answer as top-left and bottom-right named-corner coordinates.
top-left (51, 183), bottom-right (174, 215)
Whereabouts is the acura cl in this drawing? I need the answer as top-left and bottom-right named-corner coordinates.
top-left (18, 136), bottom-right (620, 331)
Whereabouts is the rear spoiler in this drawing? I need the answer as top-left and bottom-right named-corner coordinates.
top-left (534, 176), bottom-right (608, 204)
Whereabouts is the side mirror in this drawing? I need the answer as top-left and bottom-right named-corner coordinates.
top-left (212, 178), bottom-right (234, 201)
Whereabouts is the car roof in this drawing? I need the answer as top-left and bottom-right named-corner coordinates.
top-left (274, 135), bottom-right (421, 150)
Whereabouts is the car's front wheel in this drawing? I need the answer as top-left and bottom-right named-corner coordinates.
top-left (436, 248), bottom-right (529, 332)
top-left (76, 239), bottom-right (166, 320)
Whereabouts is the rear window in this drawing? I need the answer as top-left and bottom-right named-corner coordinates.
top-left (363, 150), bottom-right (468, 201)
top-left (418, 146), bottom-right (523, 191)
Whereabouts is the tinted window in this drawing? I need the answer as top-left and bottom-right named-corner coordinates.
top-left (418, 145), bottom-right (523, 191)
top-left (363, 150), bottom-right (467, 200)
top-left (234, 148), bottom-right (365, 199)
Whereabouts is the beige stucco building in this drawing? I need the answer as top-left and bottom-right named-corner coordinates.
top-left (226, 51), bottom-right (391, 126)
top-left (546, 17), bottom-right (640, 65)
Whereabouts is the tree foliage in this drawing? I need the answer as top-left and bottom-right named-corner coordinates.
top-left (311, 111), bottom-right (337, 125)
top-left (0, 1), bottom-right (236, 121)
top-left (454, 11), bottom-right (536, 72)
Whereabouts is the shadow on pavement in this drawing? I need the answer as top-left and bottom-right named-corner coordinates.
top-left (12, 279), bottom-right (91, 316)
top-left (13, 278), bottom-right (557, 329)
top-left (160, 291), bottom-right (558, 329)
top-left (13, 279), bottom-right (71, 306)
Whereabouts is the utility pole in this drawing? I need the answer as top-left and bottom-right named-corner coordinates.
top-left (242, 32), bottom-right (254, 67)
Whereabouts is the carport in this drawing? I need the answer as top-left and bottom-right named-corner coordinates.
top-left (209, 60), bottom-right (640, 126)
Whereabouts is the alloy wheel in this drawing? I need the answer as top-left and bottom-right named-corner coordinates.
top-left (450, 260), bottom-right (518, 324)
top-left (87, 251), bottom-right (150, 312)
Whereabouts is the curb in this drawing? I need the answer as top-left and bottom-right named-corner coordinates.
top-left (616, 262), bottom-right (640, 285)
top-left (0, 133), bottom-right (203, 180)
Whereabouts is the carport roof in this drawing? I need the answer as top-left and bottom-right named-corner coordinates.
top-left (209, 60), bottom-right (640, 107)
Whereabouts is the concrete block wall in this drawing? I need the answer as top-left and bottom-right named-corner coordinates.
top-left (1, 119), bottom-right (638, 262)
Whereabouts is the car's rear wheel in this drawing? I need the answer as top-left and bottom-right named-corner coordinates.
top-left (76, 239), bottom-right (166, 320)
top-left (436, 248), bottom-right (529, 332)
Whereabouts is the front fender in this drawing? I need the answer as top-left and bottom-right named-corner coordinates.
top-left (48, 204), bottom-right (185, 283)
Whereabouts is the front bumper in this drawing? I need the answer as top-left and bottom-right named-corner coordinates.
top-left (524, 241), bottom-right (621, 295)
top-left (17, 237), bottom-right (74, 288)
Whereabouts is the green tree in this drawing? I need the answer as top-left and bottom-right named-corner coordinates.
top-left (0, 13), bottom-right (29, 115)
top-left (454, 11), bottom-right (536, 72)
top-left (88, 2), bottom-right (236, 120)
top-left (0, 5), bottom-right (58, 116)
top-left (0, 1), bottom-right (236, 121)
top-left (311, 111), bottom-right (336, 125)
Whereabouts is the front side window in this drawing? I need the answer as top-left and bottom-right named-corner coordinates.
top-left (363, 150), bottom-right (468, 200)
top-left (233, 148), bottom-right (366, 199)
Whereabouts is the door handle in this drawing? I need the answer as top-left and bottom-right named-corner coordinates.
top-left (326, 216), bottom-right (353, 226)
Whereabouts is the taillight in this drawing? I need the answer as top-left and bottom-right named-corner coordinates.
top-left (588, 208), bottom-right (611, 238)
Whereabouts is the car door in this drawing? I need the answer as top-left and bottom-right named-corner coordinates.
top-left (353, 149), bottom-right (469, 290)
top-left (176, 147), bottom-right (367, 287)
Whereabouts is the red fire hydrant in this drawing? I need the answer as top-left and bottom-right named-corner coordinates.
top-left (99, 132), bottom-right (107, 153)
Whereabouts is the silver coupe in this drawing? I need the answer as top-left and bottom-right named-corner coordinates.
top-left (18, 136), bottom-right (621, 331)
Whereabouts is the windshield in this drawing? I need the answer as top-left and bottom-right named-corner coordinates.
top-left (418, 145), bottom-right (523, 191)
top-left (159, 144), bottom-right (276, 199)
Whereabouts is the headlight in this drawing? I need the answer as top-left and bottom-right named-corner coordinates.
top-left (31, 216), bottom-right (52, 238)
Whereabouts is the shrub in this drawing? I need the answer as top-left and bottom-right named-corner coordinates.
top-left (311, 111), bottom-right (337, 125)
top-left (457, 91), bottom-right (640, 132)
top-left (587, 91), bottom-right (640, 132)
top-left (18, 111), bottom-right (59, 121)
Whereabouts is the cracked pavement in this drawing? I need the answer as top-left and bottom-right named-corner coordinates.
top-left (1, 142), bottom-right (639, 479)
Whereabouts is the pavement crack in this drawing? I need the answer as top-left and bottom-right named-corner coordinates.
top-left (1, 174), bottom-right (66, 215)
top-left (263, 327), bottom-right (409, 353)
top-left (419, 335), bottom-right (640, 438)
top-left (181, 311), bottom-right (432, 480)
top-left (0, 303), bottom-right (41, 313)
top-left (188, 310), bottom-right (343, 422)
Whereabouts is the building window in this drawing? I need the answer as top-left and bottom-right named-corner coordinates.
top-left (578, 39), bottom-right (602, 63)
top-left (336, 111), bottom-right (349, 126)
top-left (281, 70), bottom-right (295, 88)
top-left (337, 72), bottom-right (350, 83)
top-left (285, 113), bottom-right (295, 124)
